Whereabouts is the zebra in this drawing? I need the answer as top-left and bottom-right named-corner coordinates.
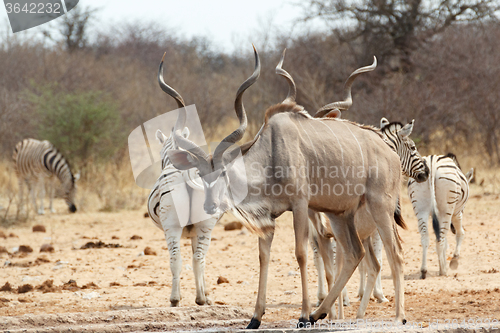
top-left (408, 153), bottom-right (474, 279)
top-left (13, 138), bottom-right (78, 215)
top-left (146, 55), bottom-right (221, 307)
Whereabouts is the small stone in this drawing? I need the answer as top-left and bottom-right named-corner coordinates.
top-left (18, 245), bottom-right (33, 253)
top-left (0, 282), bottom-right (12, 292)
top-left (144, 247), bottom-right (156, 255)
top-left (130, 235), bottom-right (142, 240)
top-left (0, 231), bottom-right (6, 239)
top-left (32, 225), bottom-right (46, 232)
top-left (17, 284), bottom-right (34, 294)
top-left (0, 246), bottom-right (8, 254)
top-left (40, 244), bottom-right (55, 253)
top-left (144, 212), bottom-right (149, 218)
top-left (217, 276), bottom-right (229, 284)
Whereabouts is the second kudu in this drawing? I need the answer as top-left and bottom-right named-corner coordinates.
top-left (163, 46), bottom-right (429, 328)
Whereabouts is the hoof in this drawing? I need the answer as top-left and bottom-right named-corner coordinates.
top-left (246, 318), bottom-right (261, 329)
top-left (450, 257), bottom-right (459, 270)
top-left (403, 319), bottom-right (407, 325)
top-left (170, 300), bottom-right (180, 307)
top-left (376, 297), bottom-right (389, 303)
top-left (297, 317), bottom-right (311, 328)
top-left (309, 313), bottom-right (327, 325)
top-left (420, 270), bottom-right (427, 279)
top-left (343, 298), bottom-right (350, 307)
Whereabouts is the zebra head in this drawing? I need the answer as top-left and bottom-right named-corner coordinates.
top-left (380, 117), bottom-right (429, 183)
top-left (156, 127), bottom-right (190, 169)
top-left (65, 172), bottom-right (79, 213)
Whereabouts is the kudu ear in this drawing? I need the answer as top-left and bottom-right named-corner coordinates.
top-left (398, 119), bottom-right (414, 137)
top-left (167, 149), bottom-right (200, 170)
top-left (181, 127), bottom-right (190, 139)
top-left (156, 129), bottom-right (168, 145)
top-left (380, 117), bottom-right (390, 129)
top-left (465, 168), bottom-right (474, 183)
top-left (325, 109), bottom-right (341, 119)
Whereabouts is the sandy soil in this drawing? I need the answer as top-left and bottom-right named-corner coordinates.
top-left (1, 189), bottom-right (499, 331)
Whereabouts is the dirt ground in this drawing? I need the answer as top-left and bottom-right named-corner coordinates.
top-left (1, 187), bottom-right (499, 332)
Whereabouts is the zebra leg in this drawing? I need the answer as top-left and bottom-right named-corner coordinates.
top-left (165, 227), bottom-right (184, 307)
top-left (357, 257), bottom-right (366, 300)
top-left (28, 181), bottom-right (39, 214)
top-left (37, 178), bottom-right (46, 215)
top-left (191, 219), bottom-right (216, 306)
top-left (436, 213), bottom-right (450, 276)
top-left (372, 231), bottom-right (388, 303)
top-left (357, 236), bottom-right (380, 319)
top-left (17, 179), bottom-right (26, 216)
top-left (415, 210), bottom-right (430, 279)
top-left (450, 212), bottom-right (464, 270)
top-left (310, 233), bottom-right (327, 306)
top-left (49, 180), bottom-right (56, 213)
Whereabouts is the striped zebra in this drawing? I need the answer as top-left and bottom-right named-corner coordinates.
top-left (408, 153), bottom-right (474, 279)
top-left (13, 138), bottom-right (78, 215)
top-left (146, 55), bottom-right (220, 307)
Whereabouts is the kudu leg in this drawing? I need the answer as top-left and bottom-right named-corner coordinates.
top-left (310, 233), bottom-right (327, 306)
top-left (310, 214), bottom-right (364, 323)
top-left (247, 232), bottom-right (274, 329)
top-left (377, 215), bottom-right (406, 323)
top-left (357, 236), bottom-right (380, 319)
top-left (293, 202), bottom-right (312, 326)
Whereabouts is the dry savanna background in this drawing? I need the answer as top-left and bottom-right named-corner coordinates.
top-left (1, 2), bottom-right (500, 331)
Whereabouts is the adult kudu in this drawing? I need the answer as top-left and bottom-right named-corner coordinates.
top-left (163, 46), bottom-right (428, 328)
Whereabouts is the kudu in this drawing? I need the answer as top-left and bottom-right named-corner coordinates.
top-left (164, 46), bottom-right (426, 328)
top-left (276, 51), bottom-right (429, 319)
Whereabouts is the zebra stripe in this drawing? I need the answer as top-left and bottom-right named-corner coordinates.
top-left (407, 153), bottom-right (473, 278)
top-left (380, 121), bottom-right (429, 180)
top-left (13, 138), bottom-right (77, 214)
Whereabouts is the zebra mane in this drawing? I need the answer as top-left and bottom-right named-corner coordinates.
top-left (444, 152), bottom-right (461, 170)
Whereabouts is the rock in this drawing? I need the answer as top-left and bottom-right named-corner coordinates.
top-left (224, 221), bottom-right (243, 231)
top-left (0, 231), bottom-right (6, 239)
top-left (18, 245), bottom-right (33, 253)
top-left (32, 225), bottom-right (46, 232)
top-left (0, 282), bottom-right (12, 292)
top-left (217, 276), bottom-right (229, 284)
top-left (130, 235), bottom-right (142, 240)
top-left (144, 212), bottom-right (149, 218)
top-left (144, 247), bottom-right (156, 255)
top-left (17, 284), bottom-right (34, 294)
top-left (40, 244), bottom-right (54, 253)
top-left (0, 246), bottom-right (8, 254)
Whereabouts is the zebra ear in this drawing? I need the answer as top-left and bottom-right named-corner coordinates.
top-left (74, 173), bottom-right (80, 182)
top-left (181, 127), bottom-right (190, 139)
top-left (465, 168), bottom-right (474, 183)
top-left (156, 130), bottom-right (168, 145)
top-left (380, 117), bottom-right (390, 129)
top-left (167, 149), bottom-right (199, 170)
top-left (398, 119), bottom-right (414, 137)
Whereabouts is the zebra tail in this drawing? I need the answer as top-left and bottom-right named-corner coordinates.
top-left (429, 158), bottom-right (441, 242)
top-left (432, 212), bottom-right (441, 242)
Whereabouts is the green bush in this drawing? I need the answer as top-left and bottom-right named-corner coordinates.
top-left (28, 84), bottom-right (124, 170)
